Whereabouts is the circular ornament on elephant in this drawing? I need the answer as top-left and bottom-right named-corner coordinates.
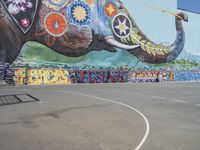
top-left (43, 0), bottom-right (69, 10)
top-left (67, 0), bottom-right (91, 26)
top-left (104, 2), bottom-right (117, 17)
top-left (112, 14), bottom-right (131, 38)
top-left (44, 12), bottom-right (67, 37)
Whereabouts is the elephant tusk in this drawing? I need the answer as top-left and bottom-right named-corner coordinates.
top-left (105, 36), bottom-right (140, 50)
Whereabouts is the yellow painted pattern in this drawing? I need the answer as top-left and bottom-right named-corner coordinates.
top-left (131, 37), bottom-right (136, 44)
top-left (130, 30), bottom-right (172, 55)
top-left (141, 40), bottom-right (147, 51)
top-left (13, 68), bottom-right (27, 85)
top-left (132, 33), bottom-right (142, 44)
top-left (155, 49), bottom-right (164, 55)
top-left (145, 42), bottom-right (152, 54)
top-left (164, 49), bottom-right (170, 54)
top-left (154, 46), bottom-right (164, 55)
top-left (150, 47), bottom-right (156, 55)
top-left (27, 69), bottom-right (71, 85)
top-left (28, 69), bottom-right (45, 85)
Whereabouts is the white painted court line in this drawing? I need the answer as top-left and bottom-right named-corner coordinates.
top-left (13, 89), bottom-right (150, 150)
top-left (172, 99), bottom-right (188, 104)
top-left (68, 91), bottom-right (150, 150)
top-left (135, 93), bottom-right (148, 97)
top-left (152, 96), bottom-right (168, 100)
top-left (151, 96), bottom-right (188, 104)
top-left (110, 90), bottom-right (189, 105)
top-left (0, 88), bottom-right (150, 150)
top-left (2, 88), bottom-right (190, 105)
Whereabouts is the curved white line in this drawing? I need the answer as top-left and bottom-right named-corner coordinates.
top-left (2, 88), bottom-right (150, 149)
top-left (69, 91), bottom-right (150, 150)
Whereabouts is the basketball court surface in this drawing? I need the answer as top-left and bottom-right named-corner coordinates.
top-left (0, 82), bottom-right (200, 150)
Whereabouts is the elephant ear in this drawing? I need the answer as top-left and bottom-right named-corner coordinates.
top-left (1, 0), bottom-right (39, 34)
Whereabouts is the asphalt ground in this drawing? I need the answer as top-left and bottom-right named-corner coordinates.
top-left (0, 82), bottom-right (200, 150)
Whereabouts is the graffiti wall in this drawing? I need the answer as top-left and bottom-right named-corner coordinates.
top-left (13, 68), bottom-right (71, 85)
top-left (0, 0), bottom-right (199, 69)
top-left (69, 69), bottom-right (129, 83)
top-left (2, 64), bottom-right (200, 84)
top-left (13, 68), bottom-right (28, 84)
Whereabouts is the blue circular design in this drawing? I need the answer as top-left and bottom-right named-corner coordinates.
top-left (67, 0), bottom-right (91, 26)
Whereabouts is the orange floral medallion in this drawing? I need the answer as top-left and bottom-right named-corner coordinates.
top-left (44, 12), bottom-right (67, 37)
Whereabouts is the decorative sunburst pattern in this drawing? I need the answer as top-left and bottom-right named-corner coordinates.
top-left (67, 0), bottom-right (91, 26)
top-left (44, 12), bottom-right (67, 37)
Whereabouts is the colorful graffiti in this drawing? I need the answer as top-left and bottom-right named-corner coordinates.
top-left (11, 66), bottom-right (71, 85)
top-left (1, 0), bottom-right (196, 67)
top-left (130, 70), bottom-right (168, 82)
top-left (0, 64), bottom-right (14, 85)
top-left (27, 69), bottom-right (71, 85)
top-left (69, 69), bottom-right (129, 83)
top-left (13, 68), bottom-right (28, 84)
top-left (174, 71), bottom-right (200, 81)
top-left (1, 64), bottom-right (200, 85)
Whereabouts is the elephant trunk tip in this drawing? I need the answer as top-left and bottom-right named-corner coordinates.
top-left (176, 12), bottom-right (189, 22)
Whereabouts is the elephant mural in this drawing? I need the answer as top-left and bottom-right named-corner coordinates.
top-left (0, 0), bottom-right (188, 64)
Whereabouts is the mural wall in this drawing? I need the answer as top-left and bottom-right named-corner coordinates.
top-left (14, 68), bottom-right (71, 85)
top-left (0, 0), bottom-right (199, 69)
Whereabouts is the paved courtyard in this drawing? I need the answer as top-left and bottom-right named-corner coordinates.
top-left (0, 82), bottom-right (200, 150)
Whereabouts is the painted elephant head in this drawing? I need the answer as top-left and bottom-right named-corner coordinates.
top-left (92, 0), bottom-right (188, 63)
top-left (0, 0), bottom-right (188, 64)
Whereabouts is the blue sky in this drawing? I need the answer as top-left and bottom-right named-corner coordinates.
top-left (123, 0), bottom-right (200, 56)
top-left (178, 0), bottom-right (200, 14)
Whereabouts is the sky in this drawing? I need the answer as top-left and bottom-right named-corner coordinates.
top-left (123, 0), bottom-right (200, 56)
top-left (178, 0), bottom-right (200, 14)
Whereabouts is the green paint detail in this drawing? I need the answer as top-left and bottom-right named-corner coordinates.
top-left (21, 42), bottom-right (86, 64)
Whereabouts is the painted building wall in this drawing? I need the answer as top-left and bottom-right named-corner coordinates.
top-left (0, 0), bottom-right (199, 69)
top-left (14, 68), bottom-right (71, 85)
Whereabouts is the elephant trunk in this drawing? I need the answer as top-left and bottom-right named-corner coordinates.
top-left (106, 12), bottom-right (188, 63)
